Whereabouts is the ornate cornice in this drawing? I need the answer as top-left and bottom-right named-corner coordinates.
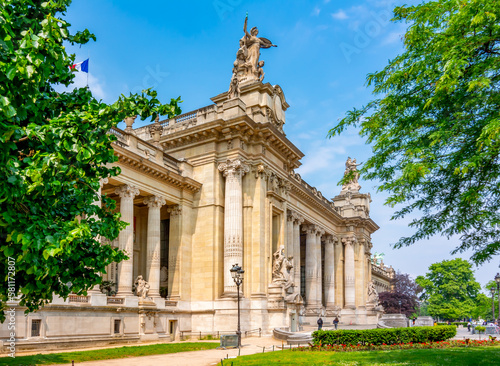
top-left (113, 145), bottom-right (202, 194)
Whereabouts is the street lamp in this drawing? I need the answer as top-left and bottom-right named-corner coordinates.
top-left (230, 263), bottom-right (244, 348)
top-left (398, 300), bottom-right (402, 314)
top-left (490, 287), bottom-right (496, 321)
top-left (495, 273), bottom-right (500, 325)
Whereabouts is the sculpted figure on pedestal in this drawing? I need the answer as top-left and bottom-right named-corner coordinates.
top-left (134, 275), bottom-right (150, 299)
top-left (342, 157), bottom-right (362, 193)
top-left (367, 280), bottom-right (379, 305)
top-left (228, 15), bottom-right (276, 95)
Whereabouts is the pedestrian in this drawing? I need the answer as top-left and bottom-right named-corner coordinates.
top-left (333, 317), bottom-right (339, 330)
top-left (467, 321), bottom-right (471, 332)
top-left (412, 318), bottom-right (416, 326)
top-left (317, 317), bottom-right (323, 330)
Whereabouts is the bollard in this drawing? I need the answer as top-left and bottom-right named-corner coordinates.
top-left (221, 359), bottom-right (224, 366)
top-left (273, 345), bottom-right (274, 352)
top-left (238, 348), bottom-right (241, 357)
top-left (263, 346), bottom-right (265, 353)
top-left (72, 362), bottom-right (74, 366)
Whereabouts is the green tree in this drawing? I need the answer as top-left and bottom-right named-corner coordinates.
top-left (416, 258), bottom-right (481, 320)
top-left (0, 0), bottom-right (181, 321)
top-left (328, 0), bottom-right (500, 264)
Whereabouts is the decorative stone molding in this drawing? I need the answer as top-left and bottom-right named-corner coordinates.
top-left (143, 195), bottom-right (166, 209)
top-left (218, 159), bottom-right (250, 178)
top-left (149, 116), bottom-right (164, 146)
top-left (115, 184), bottom-right (140, 199)
top-left (167, 205), bottom-right (182, 216)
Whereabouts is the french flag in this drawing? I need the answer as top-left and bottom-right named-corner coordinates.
top-left (70, 58), bottom-right (89, 73)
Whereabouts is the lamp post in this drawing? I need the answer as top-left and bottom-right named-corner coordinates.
top-left (495, 273), bottom-right (500, 325)
top-left (490, 287), bottom-right (496, 322)
top-left (398, 300), bottom-right (402, 314)
top-left (230, 263), bottom-right (244, 348)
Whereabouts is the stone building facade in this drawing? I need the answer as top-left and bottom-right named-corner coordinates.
top-left (0, 25), bottom-right (394, 351)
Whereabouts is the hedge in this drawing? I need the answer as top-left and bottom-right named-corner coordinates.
top-left (437, 322), bottom-right (467, 327)
top-left (312, 326), bottom-right (456, 346)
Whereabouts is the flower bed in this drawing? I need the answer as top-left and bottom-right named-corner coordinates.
top-left (312, 326), bottom-right (456, 346)
top-left (295, 339), bottom-right (499, 353)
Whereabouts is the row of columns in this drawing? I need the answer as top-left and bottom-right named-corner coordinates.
top-left (113, 184), bottom-right (177, 298)
top-left (217, 158), bottom-right (366, 311)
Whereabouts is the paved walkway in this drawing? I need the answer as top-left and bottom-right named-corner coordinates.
top-left (50, 336), bottom-right (285, 366)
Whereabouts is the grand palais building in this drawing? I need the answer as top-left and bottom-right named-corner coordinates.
top-left (0, 22), bottom-right (394, 351)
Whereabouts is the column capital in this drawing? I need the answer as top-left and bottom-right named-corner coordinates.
top-left (324, 234), bottom-right (338, 245)
top-left (218, 159), bottom-right (250, 177)
top-left (100, 177), bottom-right (109, 188)
top-left (115, 184), bottom-right (140, 199)
top-left (342, 235), bottom-right (357, 246)
top-left (144, 195), bottom-right (166, 209)
top-left (316, 227), bottom-right (326, 237)
top-left (167, 204), bottom-right (182, 216)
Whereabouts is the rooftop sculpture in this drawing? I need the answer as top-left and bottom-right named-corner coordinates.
top-left (228, 15), bottom-right (277, 98)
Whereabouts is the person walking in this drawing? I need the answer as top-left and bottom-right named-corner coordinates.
top-left (333, 317), bottom-right (339, 330)
top-left (317, 317), bottom-right (323, 330)
top-left (467, 321), bottom-right (471, 332)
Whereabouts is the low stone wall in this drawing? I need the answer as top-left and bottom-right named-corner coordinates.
top-left (273, 327), bottom-right (312, 345)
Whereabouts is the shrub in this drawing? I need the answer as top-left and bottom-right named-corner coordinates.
top-left (475, 326), bottom-right (486, 333)
top-left (312, 326), bottom-right (456, 346)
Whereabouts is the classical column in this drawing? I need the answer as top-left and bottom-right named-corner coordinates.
top-left (218, 159), bottom-right (249, 296)
top-left (144, 195), bottom-right (166, 297)
top-left (343, 235), bottom-right (357, 309)
top-left (286, 210), bottom-right (294, 257)
top-left (167, 205), bottom-right (182, 300)
top-left (303, 224), bottom-right (319, 309)
top-left (316, 228), bottom-right (325, 307)
top-left (115, 184), bottom-right (140, 296)
top-left (324, 234), bottom-right (336, 308)
top-left (293, 213), bottom-right (304, 295)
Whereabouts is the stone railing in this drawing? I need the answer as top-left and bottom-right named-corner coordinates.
top-left (371, 263), bottom-right (395, 279)
top-left (68, 295), bottom-right (89, 303)
top-left (107, 297), bottom-right (124, 305)
top-left (290, 171), bottom-right (337, 212)
top-left (109, 127), bottom-right (128, 147)
top-left (134, 104), bottom-right (218, 140)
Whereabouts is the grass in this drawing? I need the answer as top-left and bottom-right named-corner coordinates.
top-left (0, 342), bottom-right (219, 365)
top-left (220, 346), bottom-right (500, 365)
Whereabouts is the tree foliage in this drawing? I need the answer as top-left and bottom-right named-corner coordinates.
top-left (416, 258), bottom-right (481, 320)
top-left (0, 0), bottom-right (181, 321)
top-left (379, 271), bottom-right (422, 317)
top-left (328, 0), bottom-right (500, 264)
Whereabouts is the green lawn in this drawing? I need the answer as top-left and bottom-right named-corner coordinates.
top-left (0, 342), bottom-right (219, 365)
top-left (221, 346), bottom-right (500, 365)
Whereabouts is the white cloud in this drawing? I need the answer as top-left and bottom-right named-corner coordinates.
top-left (382, 31), bottom-right (402, 45)
top-left (331, 10), bottom-right (348, 20)
top-left (54, 71), bottom-right (108, 101)
top-left (311, 6), bottom-right (321, 16)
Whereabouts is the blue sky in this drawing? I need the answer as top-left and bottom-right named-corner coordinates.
top-left (62, 0), bottom-right (498, 289)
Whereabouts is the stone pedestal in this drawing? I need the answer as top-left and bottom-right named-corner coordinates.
top-left (90, 292), bottom-right (107, 306)
top-left (415, 316), bottom-right (434, 327)
top-left (379, 313), bottom-right (408, 328)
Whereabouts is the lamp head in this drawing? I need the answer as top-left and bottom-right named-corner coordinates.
top-left (495, 273), bottom-right (500, 284)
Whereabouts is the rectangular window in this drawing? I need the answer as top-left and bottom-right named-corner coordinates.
top-left (114, 319), bottom-right (121, 334)
top-left (31, 319), bottom-right (41, 337)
